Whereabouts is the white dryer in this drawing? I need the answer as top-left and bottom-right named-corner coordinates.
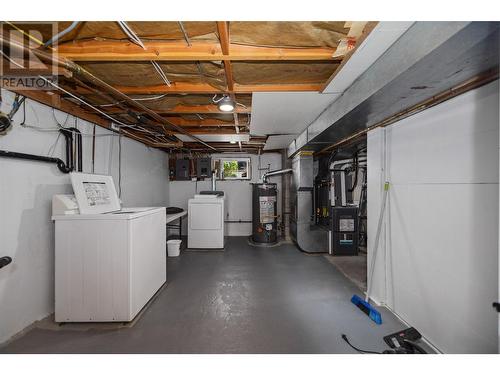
top-left (188, 192), bottom-right (225, 249)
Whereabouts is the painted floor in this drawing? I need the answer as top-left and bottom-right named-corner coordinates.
top-left (0, 237), bottom-right (408, 354)
top-left (324, 252), bottom-right (367, 291)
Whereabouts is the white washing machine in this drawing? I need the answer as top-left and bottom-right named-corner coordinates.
top-left (52, 173), bottom-right (166, 323)
top-left (53, 207), bottom-right (166, 322)
top-left (188, 192), bottom-right (225, 249)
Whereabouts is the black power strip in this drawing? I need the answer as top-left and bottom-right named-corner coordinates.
top-left (383, 327), bottom-right (422, 348)
top-left (342, 327), bottom-right (427, 354)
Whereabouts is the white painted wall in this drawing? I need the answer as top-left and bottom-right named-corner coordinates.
top-left (0, 90), bottom-right (169, 344)
top-left (169, 153), bottom-right (282, 236)
top-left (367, 81), bottom-right (499, 353)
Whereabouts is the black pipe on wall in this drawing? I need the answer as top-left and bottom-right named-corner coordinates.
top-left (1, 126), bottom-right (80, 174)
top-left (67, 127), bottom-right (82, 172)
top-left (0, 150), bottom-right (72, 173)
top-left (59, 128), bottom-right (74, 171)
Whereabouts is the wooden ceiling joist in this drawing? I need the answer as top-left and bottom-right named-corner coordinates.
top-left (56, 40), bottom-right (339, 62)
top-left (166, 104), bottom-right (250, 114)
top-left (2, 21), bottom-right (365, 153)
top-left (177, 129), bottom-right (249, 135)
top-left (73, 82), bottom-right (323, 95)
top-left (160, 117), bottom-right (243, 127)
top-left (121, 128), bottom-right (182, 148)
top-left (98, 104), bottom-right (251, 115)
top-left (184, 144), bottom-right (260, 148)
top-left (217, 21), bottom-right (234, 93)
top-left (8, 88), bottom-right (177, 148)
top-left (9, 88), bottom-right (111, 128)
top-left (216, 22), bottom-right (242, 150)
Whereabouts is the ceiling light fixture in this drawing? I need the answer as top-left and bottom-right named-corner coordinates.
top-left (230, 140), bottom-right (237, 144)
top-left (215, 95), bottom-right (235, 112)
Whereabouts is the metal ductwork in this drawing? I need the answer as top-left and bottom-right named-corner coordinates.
top-left (290, 153), bottom-right (329, 253)
top-left (288, 21), bottom-right (500, 156)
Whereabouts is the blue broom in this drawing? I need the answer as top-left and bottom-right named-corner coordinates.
top-left (351, 181), bottom-right (389, 325)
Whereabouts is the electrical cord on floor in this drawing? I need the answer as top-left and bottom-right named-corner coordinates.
top-left (0, 256), bottom-right (13, 269)
top-left (342, 334), bottom-right (427, 354)
top-left (341, 334), bottom-right (381, 354)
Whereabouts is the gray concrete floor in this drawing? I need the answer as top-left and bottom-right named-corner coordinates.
top-left (324, 252), bottom-right (367, 292)
top-left (0, 237), bottom-right (408, 354)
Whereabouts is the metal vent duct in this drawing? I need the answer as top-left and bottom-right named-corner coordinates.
top-left (287, 22), bottom-right (500, 157)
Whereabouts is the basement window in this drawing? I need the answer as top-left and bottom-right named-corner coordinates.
top-left (214, 158), bottom-right (251, 180)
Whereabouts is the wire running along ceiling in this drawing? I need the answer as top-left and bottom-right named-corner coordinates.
top-left (1, 21), bottom-right (369, 153)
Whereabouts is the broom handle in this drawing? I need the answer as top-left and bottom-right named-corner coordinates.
top-left (365, 181), bottom-right (390, 303)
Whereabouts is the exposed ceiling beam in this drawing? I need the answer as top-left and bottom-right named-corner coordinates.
top-left (183, 148), bottom-right (263, 154)
top-left (215, 22), bottom-right (244, 149)
top-left (8, 88), bottom-right (111, 128)
top-left (184, 140), bottom-right (264, 146)
top-left (0, 31), bottom-right (228, 151)
top-left (166, 104), bottom-right (250, 114)
top-left (7, 88), bottom-right (177, 148)
top-left (121, 128), bottom-right (182, 148)
top-left (223, 61), bottom-right (235, 92)
top-left (177, 129), bottom-right (249, 135)
top-left (216, 22), bottom-right (243, 151)
top-left (160, 117), bottom-right (244, 127)
top-left (73, 82), bottom-right (323, 95)
top-left (233, 83), bottom-right (323, 93)
top-left (0, 65), bottom-right (72, 78)
top-left (216, 22), bottom-right (230, 56)
top-left (184, 143), bottom-right (261, 148)
top-left (99, 104), bottom-right (251, 114)
top-left (56, 40), bottom-right (339, 62)
top-left (217, 21), bottom-right (234, 92)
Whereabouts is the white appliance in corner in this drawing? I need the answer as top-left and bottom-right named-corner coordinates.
top-left (52, 173), bottom-right (166, 323)
top-left (188, 192), bottom-right (225, 249)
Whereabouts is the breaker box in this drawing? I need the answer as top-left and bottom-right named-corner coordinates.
top-left (175, 159), bottom-right (190, 180)
top-left (196, 158), bottom-right (211, 178)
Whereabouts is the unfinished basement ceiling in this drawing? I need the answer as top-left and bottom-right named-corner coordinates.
top-left (1, 21), bottom-right (371, 153)
top-left (79, 62), bottom-right (227, 88)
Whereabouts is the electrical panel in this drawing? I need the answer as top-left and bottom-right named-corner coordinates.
top-left (175, 159), bottom-right (190, 180)
top-left (196, 158), bottom-right (211, 178)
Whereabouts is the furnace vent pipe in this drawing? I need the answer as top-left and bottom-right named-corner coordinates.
top-left (262, 168), bottom-right (293, 183)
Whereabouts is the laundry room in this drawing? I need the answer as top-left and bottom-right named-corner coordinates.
top-left (0, 2), bottom-right (499, 374)
top-left (168, 152), bottom-right (283, 237)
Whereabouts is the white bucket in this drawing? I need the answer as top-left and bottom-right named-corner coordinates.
top-left (167, 239), bottom-right (182, 257)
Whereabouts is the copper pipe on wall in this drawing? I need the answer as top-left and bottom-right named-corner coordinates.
top-left (318, 68), bottom-right (500, 155)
